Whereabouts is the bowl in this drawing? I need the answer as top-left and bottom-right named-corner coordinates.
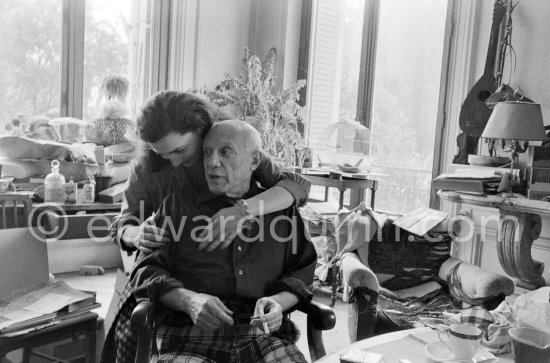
top-left (509, 327), bottom-right (550, 363)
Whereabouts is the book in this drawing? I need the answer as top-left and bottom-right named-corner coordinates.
top-left (433, 170), bottom-right (502, 194)
top-left (0, 281), bottom-right (96, 335)
top-left (432, 178), bottom-right (488, 193)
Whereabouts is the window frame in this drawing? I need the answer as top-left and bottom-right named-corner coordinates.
top-left (60, 0), bottom-right (85, 119)
top-left (300, 0), bottom-right (460, 209)
top-left (57, 0), bottom-right (167, 120)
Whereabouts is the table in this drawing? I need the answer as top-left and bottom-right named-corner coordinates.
top-left (316, 327), bottom-right (513, 362)
top-left (297, 168), bottom-right (378, 210)
top-left (0, 312), bottom-right (98, 363)
top-left (438, 191), bottom-right (550, 289)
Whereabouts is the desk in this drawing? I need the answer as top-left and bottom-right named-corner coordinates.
top-left (438, 191), bottom-right (550, 289)
top-left (0, 312), bottom-right (98, 363)
top-left (298, 169), bottom-right (378, 210)
top-left (316, 327), bottom-right (512, 362)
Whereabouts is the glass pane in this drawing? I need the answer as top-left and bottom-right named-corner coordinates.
top-left (370, 0), bottom-right (448, 213)
top-left (339, 0), bottom-right (365, 121)
top-left (0, 0), bottom-right (61, 135)
top-left (83, 0), bottom-right (131, 121)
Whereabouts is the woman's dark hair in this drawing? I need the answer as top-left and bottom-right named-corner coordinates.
top-left (137, 90), bottom-right (223, 143)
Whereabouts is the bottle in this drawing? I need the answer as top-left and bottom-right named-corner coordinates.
top-left (44, 160), bottom-right (66, 203)
top-left (82, 176), bottom-right (95, 203)
top-left (65, 175), bottom-right (77, 204)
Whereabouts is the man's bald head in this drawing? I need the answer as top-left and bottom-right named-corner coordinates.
top-left (207, 120), bottom-right (262, 153)
top-left (203, 120), bottom-right (263, 197)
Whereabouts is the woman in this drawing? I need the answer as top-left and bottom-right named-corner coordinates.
top-left (102, 91), bottom-right (310, 363)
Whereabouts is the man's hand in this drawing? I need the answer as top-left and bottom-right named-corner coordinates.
top-left (251, 297), bottom-right (284, 333)
top-left (123, 214), bottom-right (171, 254)
top-left (198, 205), bottom-right (247, 252)
top-left (186, 293), bottom-right (234, 331)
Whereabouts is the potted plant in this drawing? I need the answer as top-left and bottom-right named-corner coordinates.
top-left (195, 47), bottom-right (306, 166)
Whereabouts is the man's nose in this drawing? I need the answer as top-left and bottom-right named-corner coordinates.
top-left (206, 152), bottom-right (221, 167)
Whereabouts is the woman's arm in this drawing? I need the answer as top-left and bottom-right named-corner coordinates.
top-left (199, 153), bottom-right (311, 251)
top-left (109, 161), bottom-right (170, 253)
top-left (249, 150), bottom-right (311, 212)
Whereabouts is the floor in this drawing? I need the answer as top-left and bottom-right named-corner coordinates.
top-left (57, 268), bottom-right (351, 363)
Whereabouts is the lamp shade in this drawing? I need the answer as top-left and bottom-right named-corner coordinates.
top-left (481, 102), bottom-right (548, 141)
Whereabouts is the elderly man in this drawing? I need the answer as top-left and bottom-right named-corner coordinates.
top-left (130, 120), bottom-right (317, 362)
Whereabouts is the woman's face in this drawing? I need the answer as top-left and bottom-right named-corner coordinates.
top-left (149, 131), bottom-right (203, 167)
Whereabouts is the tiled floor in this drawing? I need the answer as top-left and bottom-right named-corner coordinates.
top-left (58, 268), bottom-right (351, 362)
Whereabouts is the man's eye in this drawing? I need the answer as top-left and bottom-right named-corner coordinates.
top-left (203, 149), bottom-right (211, 156)
top-left (222, 148), bottom-right (232, 155)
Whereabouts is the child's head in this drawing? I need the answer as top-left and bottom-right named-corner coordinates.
top-left (101, 75), bottom-right (129, 102)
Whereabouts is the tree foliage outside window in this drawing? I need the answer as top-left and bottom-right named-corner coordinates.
top-left (0, 0), bottom-right (61, 129)
top-left (0, 0), bottom-right (130, 133)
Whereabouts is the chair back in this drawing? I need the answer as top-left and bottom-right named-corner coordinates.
top-left (0, 193), bottom-right (32, 229)
top-left (0, 227), bottom-right (49, 300)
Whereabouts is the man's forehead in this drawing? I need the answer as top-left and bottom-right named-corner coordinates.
top-left (205, 126), bottom-right (241, 145)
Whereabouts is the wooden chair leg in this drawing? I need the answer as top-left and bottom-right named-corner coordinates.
top-left (307, 314), bottom-right (326, 362)
top-left (329, 265), bottom-right (338, 307)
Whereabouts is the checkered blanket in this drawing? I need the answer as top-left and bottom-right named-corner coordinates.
top-left (444, 301), bottom-right (514, 354)
top-left (154, 304), bottom-right (306, 363)
top-left (101, 282), bottom-right (138, 363)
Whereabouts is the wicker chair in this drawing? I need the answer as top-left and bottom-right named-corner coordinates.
top-left (336, 208), bottom-right (515, 342)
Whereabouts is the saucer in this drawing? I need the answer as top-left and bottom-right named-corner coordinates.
top-left (425, 341), bottom-right (496, 362)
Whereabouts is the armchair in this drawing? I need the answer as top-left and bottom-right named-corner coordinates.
top-left (335, 207), bottom-right (515, 342)
top-left (131, 299), bottom-right (336, 363)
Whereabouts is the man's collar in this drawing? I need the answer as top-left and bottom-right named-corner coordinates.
top-left (195, 180), bottom-right (263, 205)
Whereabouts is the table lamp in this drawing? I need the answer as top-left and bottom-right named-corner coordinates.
top-left (481, 102), bottom-right (548, 196)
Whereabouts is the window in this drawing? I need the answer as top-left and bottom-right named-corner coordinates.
top-left (83, 0), bottom-right (131, 121)
top-left (0, 0), bottom-right (133, 135)
top-left (369, 0), bottom-right (449, 212)
top-left (0, 0), bottom-right (62, 132)
top-left (305, 0), bottom-right (451, 213)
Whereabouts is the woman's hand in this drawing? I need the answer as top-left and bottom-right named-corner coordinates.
top-left (198, 205), bottom-right (248, 252)
top-left (123, 214), bottom-right (171, 254)
top-left (251, 297), bottom-right (283, 333)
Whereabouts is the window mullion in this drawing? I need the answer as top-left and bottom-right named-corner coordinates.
top-left (60, 0), bottom-right (84, 119)
top-left (150, 0), bottom-right (171, 93)
top-left (355, 0), bottom-right (379, 131)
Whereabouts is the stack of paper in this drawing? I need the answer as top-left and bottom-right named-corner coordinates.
top-left (433, 169), bottom-right (502, 194)
top-left (0, 281), bottom-right (98, 336)
top-left (393, 208), bottom-right (448, 236)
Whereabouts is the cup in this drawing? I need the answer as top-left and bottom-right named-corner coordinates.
top-left (509, 327), bottom-right (550, 363)
top-left (438, 323), bottom-right (482, 360)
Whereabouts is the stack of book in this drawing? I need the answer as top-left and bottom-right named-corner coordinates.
top-left (0, 281), bottom-right (99, 337)
top-left (433, 169), bottom-right (503, 194)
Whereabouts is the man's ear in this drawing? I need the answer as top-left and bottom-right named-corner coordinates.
top-left (250, 150), bottom-right (262, 171)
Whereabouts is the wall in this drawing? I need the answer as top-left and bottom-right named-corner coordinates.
top-left (443, 0), bottom-right (550, 171)
top-left (248, 0), bottom-right (302, 89)
top-left (167, 0), bottom-right (300, 91)
top-left (441, 1), bottom-right (550, 288)
top-left (167, 0), bottom-right (251, 90)
top-left (487, 0), bottom-right (550, 111)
